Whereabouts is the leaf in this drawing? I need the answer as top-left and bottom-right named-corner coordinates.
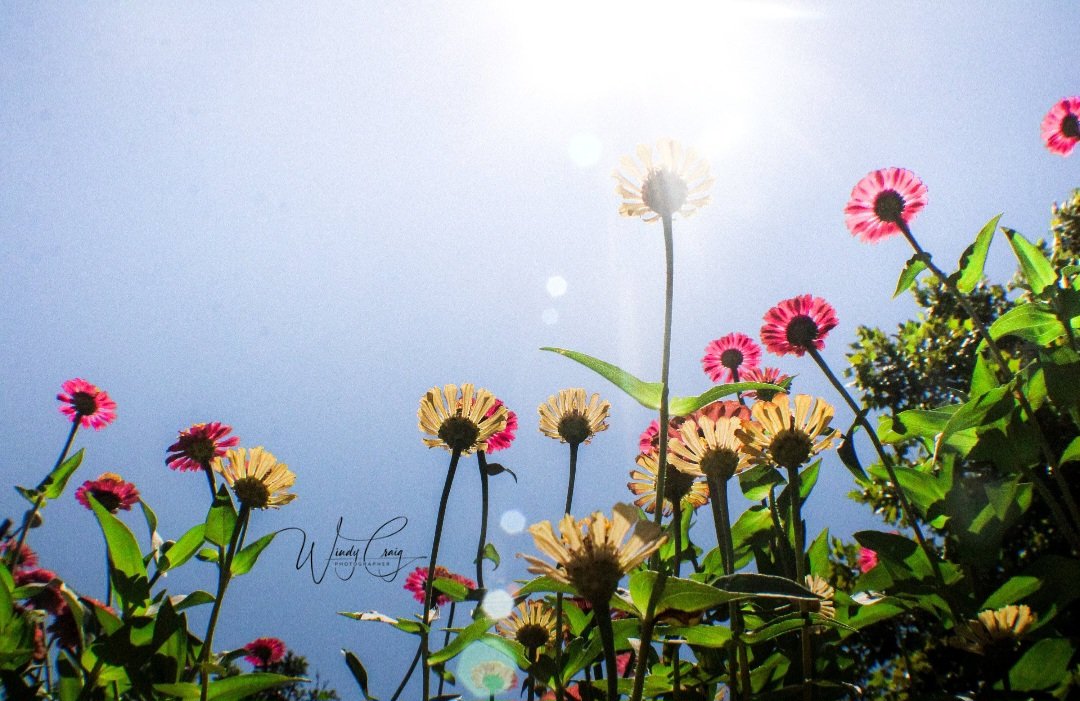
top-left (669, 382), bottom-right (786, 416)
top-left (969, 341), bottom-right (998, 398)
top-left (952, 214), bottom-right (1001, 293)
top-left (877, 405), bottom-right (960, 443)
top-left (630, 572), bottom-right (739, 614)
top-left (38, 448), bottom-right (85, 500)
top-left (514, 575), bottom-right (577, 597)
top-left (196, 548), bottom-right (220, 563)
top-left (853, 531), bottom-right (932, 580)
top-left (432, 577), bottom-right (469, 603)
top-left (894, 254), bottom-right (928, 298)
top-left (171, 591), bottom-right (215, 611)
top-left (88, 496), bottom-right (149, 605)
top-left (1009, 638), bottom-right (1075, 691)
top-left (159, 524), bottom-right (206, 572)
top-left (484, 463), bottom-right (516, 482)
top-left (540, 347), bottom-right (661, 409)
top-left (988, 303), bottom-right (1065, 345)
top-left (157, 674), bottom-right (302, 701)
top-left (230, 531), bottom-right (278, 576)
top-left (427, 616), bottom-right (494, 664)
top-left (204, 486), bottom-right (237, 548)
top-left (343, 650), bottom-right (378, 700)
top-left (665, 624), bottom-right (731, 648)
top-left (938, 385), bottom-right (1014, 444)
top-left (1003, 227), bottom-right (1057, 294)
top-left (478, 542), bottom-right (500, 570)
top-left (837, 422), bottom-right (868, 482)
top-left (1062, 437), bottom-right (1080, 465)
top-left (713, 573), bottom-right (819, 601)
top-left (981, 576), bottom-right (1041, 610)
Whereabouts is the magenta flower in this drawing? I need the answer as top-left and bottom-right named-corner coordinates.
top-left (760, 295), bottom-right (839, 357)
top-left (844, 167), bottom-right (928, 243)
top-left (639, 401), bottom-right (747, 456)
top-left (166, 422), bottom-right (240, 472)
top-left (243, 637), bottom-right (287, 667)
top-left (858, 546), bottom-right (879, 573)
top-left (15, 568), bottom-right (65, 615)
top-left (404, 566), bottom-right (476, 607)
top-left (701, 333), bottom-right (762, 383)
top-left (1, 539), bottom-right (38, 570)
top-left (1042, 97), bottom-right (1080, 156)
top-left (75, 473), bottom-right (140, 513)
top-left (740, 366), bottom-right (792, 401)
top-left (484, 400), bottom-right (518, 453)
top-left (57, 378), bottom-right (116, 430)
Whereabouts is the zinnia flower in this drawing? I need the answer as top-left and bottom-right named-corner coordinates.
top-left (403, 566), bottom-right (476, 608)
top-left (417, 384), bottom-right (507, 455)
top-left (15, 568), bottom-right (66, 615)
top-left (243, 637), bottom-right (287, 667)
top-left (166, 422), bottom-right (240, 472)
top-left (496, 599), bottom-right (558, 659)
top-left (669, 416), bottom-right (753, 483)
top-left (1041, 97), bottom-right (1080, 156)
top-left (760, 295), bottom-right (839, 357)
top-left (538, 388), bottom-right (610, 446)
top-left (57, 378), bottom-right (116, 430)
top-left (639, 401), bottom-right (747, 456)
top-left (468, 659), bottom-right (518, 695)
top-left (521, 504), bottom-right (666, 606)
top-left (844, 167), bottom-right (928, 243)
top-left (484, 400), bottom-right (517, 453)
top-left (702, 333), bottom-right (762, 383)
top-left (740, 366), bottom-right (791, 401)
top-left (857, 546), bottom-right (878, 574)
top-left (737, 394), bottom-right (839, 470)
top-left (75, 473), bottom-right (140, 513)
top-left (949, 605), bottom-right (1036, 655)
top-left (804, 575), bottom-right (836, 620)
top-left (212, 447), bottom-right (296, 509)
top-left (628, 452), bottom-right (709, 515)
top-left (613, 139), bottom-right (713, 222)
top-left (2, 540), bottom-right (38, 570)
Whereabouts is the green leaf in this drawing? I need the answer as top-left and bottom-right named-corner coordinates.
top-left (877, 405), bottom-right (959, 443)
top-left (159, 524), bottom-right (206, 571)
top-left (713, 573), bottom-right (819, 601)
top-left (514, 575), bottom-right (577, 597)
top-left (231, 531), bottom-right (278, 576)
top-left (669, 382), bottom-right (786, 416)
top-left (1062, 437), bottom-right (1080, 465)
top-left (432, 577), bottom-right (470, 603)
top-left (939, 385), bottom-right (1014, 445)
top-left (88, 496), bottom-right (149, 604)
top-left (157, 674), bottom-right (302, 701)
top-left (952, 214), bottom-right (1001, 293)
top-left (853, 531), bottom-right (932, 580)
top-left (988, 303), bottom-right (1065, 345)
top-left (982, 576), bottom-right (1041, 610)
top-left (738, 464), bottom-right (783, 501)
top-left (478, 542), bottom-right (500, 570)
top-left (204, 486), bottom-right (237, 548)
top-left (969, 341), bottom-right (998, 398)
top-left (172, 591), bottom-right (215, 611)
top-left (664, 624), bottom-right (731, 648)
top-left (196, 548), bottom-right (220, 563)
top-left (894, 254), bottom-right (928, 298)
top-left (427, 616), bottom-right (494, 665)
top-left (38, 448), bottom-right (84, 500)
top-left (837, 422), bottom-right (868, 482)
top-left (1009, 638), bottom-right (1075, 691)
top-left (807, 529), bottom-right (830, 577)
top-left (540, 347), bottom-right (661, 409)
top-left (1003, 227), bottom-right (1057, 294)
top-left (343, 650), bottom-right (378, 700)
top-left (630, 572), bottom-right (736, 614)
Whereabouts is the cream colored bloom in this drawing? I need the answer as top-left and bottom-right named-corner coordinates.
top-left (949, 604), bottom-right (1036, 654)
top-left (669, 415), bottom-right (754, 482)
top-left (521, 503), bottom-right (666, 605)
top-left (629, 451), bottom-right (709, 516)
top-left (417, 383), bottom-right (507, 455)
top-left (613, 139), bottom-right (713, 222)
top-left (736, 394), bottom-right (839, 470)
top-left (538, 388), bottom-right (610, 446)
top-left (496, 599), bottom-right (558, 659)
top-left (804, 575), bottom-right (836, 621)
top-left (212, 447), bottom-right (296, 509)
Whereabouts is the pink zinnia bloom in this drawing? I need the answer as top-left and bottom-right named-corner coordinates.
top-left (844, 167), bottom-right (928, 243)
top-left (1042, 97), bottom-right (1080, 156)
top-left (57, 378), bottom-right (117, 430)
top-left (166, 422), bottom-right (240, 472)
top-left (75, 473), bottom-right (140, 513)
top-left (15, 568), bottom-right (66, 615)
top-left (2, 539), bottom-right (39, 570)
top-left (741, 367), bottom-right (792, 401)
top-left (404, 566), bottom-right (475, 607)
top-left (760, 295), bottom-right (839, 357)
top-left (639, 400), bottom-right (748, 455)
top-left (483, 400), bottom-right (517, 453)
top-left (858, 546), bottom-right (879, 574)
top-left (638, 419), bottom-right (683, 456)
top-left (701, 333), bottom-right (762, 383)
top-left (694, 400), bottom-right (750, 423)
top-left (243, 637), bottom-right (287, 667)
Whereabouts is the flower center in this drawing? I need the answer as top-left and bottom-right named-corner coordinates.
top-left (641, 168), bottom-right (689, 218)
top-left (71, 391), bottom-right (98, 417)
top-left (719, 349), bottom-right (744, 370)
top-left (785, 315), bottom-right (819, 347)
top-left (92, 488), bottom-right (123, 513)
top-left (557, 413), bottom-right (591, 445)
top-left (663, 465), bottom-right (696, 502)
top-left (769, 429), bottom-right (813, 469)
top-left (186, 437), bottom-right (217, 465)
top-left (566, 549), bottom-right (623, 605)
top-left (1063, 113), bottom-right (1080, 139)
top-left (873, 189), bottom-right (906, 224)
top-left (516, 623), bottom-right (551, 650)
top-left (699, 448), bottom-right (741, 482)
top-left (438, 416), bottom-right (479, 452)
top-left (233, 477), bottom-right (270, 509)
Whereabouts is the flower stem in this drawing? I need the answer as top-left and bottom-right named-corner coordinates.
top-left (785, 466), bottom-right (812, 701)
top-left (201, 460), bottom-right (218, 502)
top-left (389, 643), bottom-right (422, 701)
top-left (553, 441), bottom-right (580, 701)
top-left (652, 214), bottom-right (675, 549)
top-left (594, 601), bottom-right (619, 701)
top-left (421, 449), bottom-right (461, 701)
top-left (199, 504), bottom-right (251, 701)
top-left (436, 602), bottom-right (457, 698)
top-left (629, 571), bottom-right (667, 701)
top-left (706, 475), bottom-right (750, 701)
top-left (10, 419), bottom-right (81, 568)
top-left (669, 499), bottom-right (682, 701)
top-left (476, 451), bottom-right (491, 589)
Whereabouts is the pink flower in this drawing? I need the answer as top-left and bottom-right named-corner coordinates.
top-left (57, 378), bottom-right (116, 430)
top-left (75, 473), bottom-right (140, 513)
top-left (701, 333), bottom-right (762, 383)
top-left (243, 637), bottom-right (287, 667)
top-left (760, 295), bottom-right (839, 357)
top-left (15, 568), bottom-right (66, 615)
top-left (639, 401), bottom-right (748, 456)
top-left (2, 539), bottom-right (38, 570)
top-left (1042, 97), bottom-right (1080, 156)
top-left (858, 546), bottom-right (879, 574)
top-left (844, 167), bottom-right (928, 243)
top-left (404, 566), bottom-right (476, 607)
top-left (483, 400), bottom-right (517, 453)
top-left (741, 366), bottom-right (792, 401)
top-left (166, 422), bottom-right (240, 472)
top-left (694, 400), bottom-right (750, 423)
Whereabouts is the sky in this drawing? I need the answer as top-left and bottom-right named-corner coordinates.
top-left (1, 1), bottom-right (1077, 698)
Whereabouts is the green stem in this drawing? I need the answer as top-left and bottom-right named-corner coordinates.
top-left (421, 449), bottom-right (461, 701)
top-left (707, 475), bottom-right (751, 701)
top-left (9, 419), bottom-right (81, 568)
top-left (201, 460), bottom-right (218, 502)
top-left (436, 602), bottom-right (457, 698)
top-left (629, 571), bottom-right (667, 701)
top-left (669, 499), bottom-right (682, 701)
top-left (476, 451), bottom-right (491, 589)
top-left (785, 466), bottom-right (812, 701)
top-left (652, 214), bottom-right (675, 549)
top-left (553, 441), bottom-right (580, 701)
top-left (594, 602), bottom-right (619, 701)
top-left (199, 505), bottom-right (251, 701)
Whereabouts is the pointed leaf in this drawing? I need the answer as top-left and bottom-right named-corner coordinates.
top-left (894, 254), bottom-right (928, 298)
top-left (484, 463), bottom-right (516, 482)
top-left (230, 530), bottom-right (278, 576)
top-left (670, 382), bottom-right (786, 416)
top-left (88, 496), bottom-right (148, 599)
top-left (432, 576), bottom-right (469, 602)
top-left (1004, 227), bottom-right (1057, 294)
top-left (204, 485), bottom-right (237, 548)
top-left (837, 422), bottom-right (868, 482)
top-left (1062, 437), bottom-right (1080, 465)
top-left (540, 347), bottom-right (661, 409)
top-left (989, 303), bottom-right (1065, 345)
top-left (952, 214), bottom-right (1001, 293)
top-left (427, 616), bottom-right (494, 665)
top-left (1009, 638), bottom-right (1074, 691)
top-left (343, 650), bottom-right (378, 700)
top-left (479, 542), bottom-right (500, 570)
top-left (713, 573), bottom-right (819, 601)
top-left (159, 524), bottom-right (206, 571)
top-left (39, 448), bottom-right (84, 500)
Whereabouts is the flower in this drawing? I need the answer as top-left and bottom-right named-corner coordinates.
top-left (243, 637), bottom-right (287, 667)
top-left (844, 167), bottom-right (929, 243)
top-left (75, 473), bottom-right (140, 513)
top-left (57, 378), bottom-right (116, 430)
top-left (212, 447), bottom-right (296, 509)
top-left (521, 504), bottom-right (666, 606)
top-left (538, 388), bottom-right (610, 446)
top-left (166, 422), bottom-right (240, 472)
top-left (1041, 97), bottom-right (1080, 156)
top-left (804, 575), bottom-right (836, 620)
top-left (760, 295), bottom-right (839, 357)
top-left (737, 394), bottom-right (839, 470)
top-left (949, 605), bottom-right (1036, 655)
top-left (740, 366), bottom-right (791, 401)
top-left (2, 540), bottom-right (38, 570)
top-left (628, 451), bottom-right (709, 515)
top-left (613, 139), bottom-right (713, 222)
top-left (418, 384), bottom-right (507, 455)
top-left (15, 568), bottom-right (66, 615)
top-left (638, 401), bottom-right (747, 456)
top-left (496, 599), bottom-right (558, 658)
top-left (669, 416), bottom-right (753, 483)
top-left (857, 546), bottom-right (878, 574)
top-left (702, 333), bottom-right (762, 383)
top-left (468, 659), bottom-right (518, 695)
top-left (484, 400), bottom-right (517, 453)
top-left (403, 566), bottom-right (476, 608)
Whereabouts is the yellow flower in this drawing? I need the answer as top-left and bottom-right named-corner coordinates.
top-left (521, 504), bottom-right (666, 606)
top-left (495, 599), bottom-right (558, 659)
top-left (417, 383), bottom-right (507, 455)
top-left (736, 394), bottom-right (839, 470)
top-left (537, 388), bottom-right (610, 446)
top-left (949, 604), bottom-right (1036, 655)
top-left (212, 447), bottom-right (296, 509)
top-left (613, 139), bottom-right (713, 222)
top-left (804, 575), bottom-right (836, 621)
top-left (628, 451), bottom-right (709, 516)
top-left (668, 416), bottom-right (754, 482)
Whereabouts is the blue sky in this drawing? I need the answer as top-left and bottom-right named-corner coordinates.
top-left (2, 2), bottom-right (1077, 697)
